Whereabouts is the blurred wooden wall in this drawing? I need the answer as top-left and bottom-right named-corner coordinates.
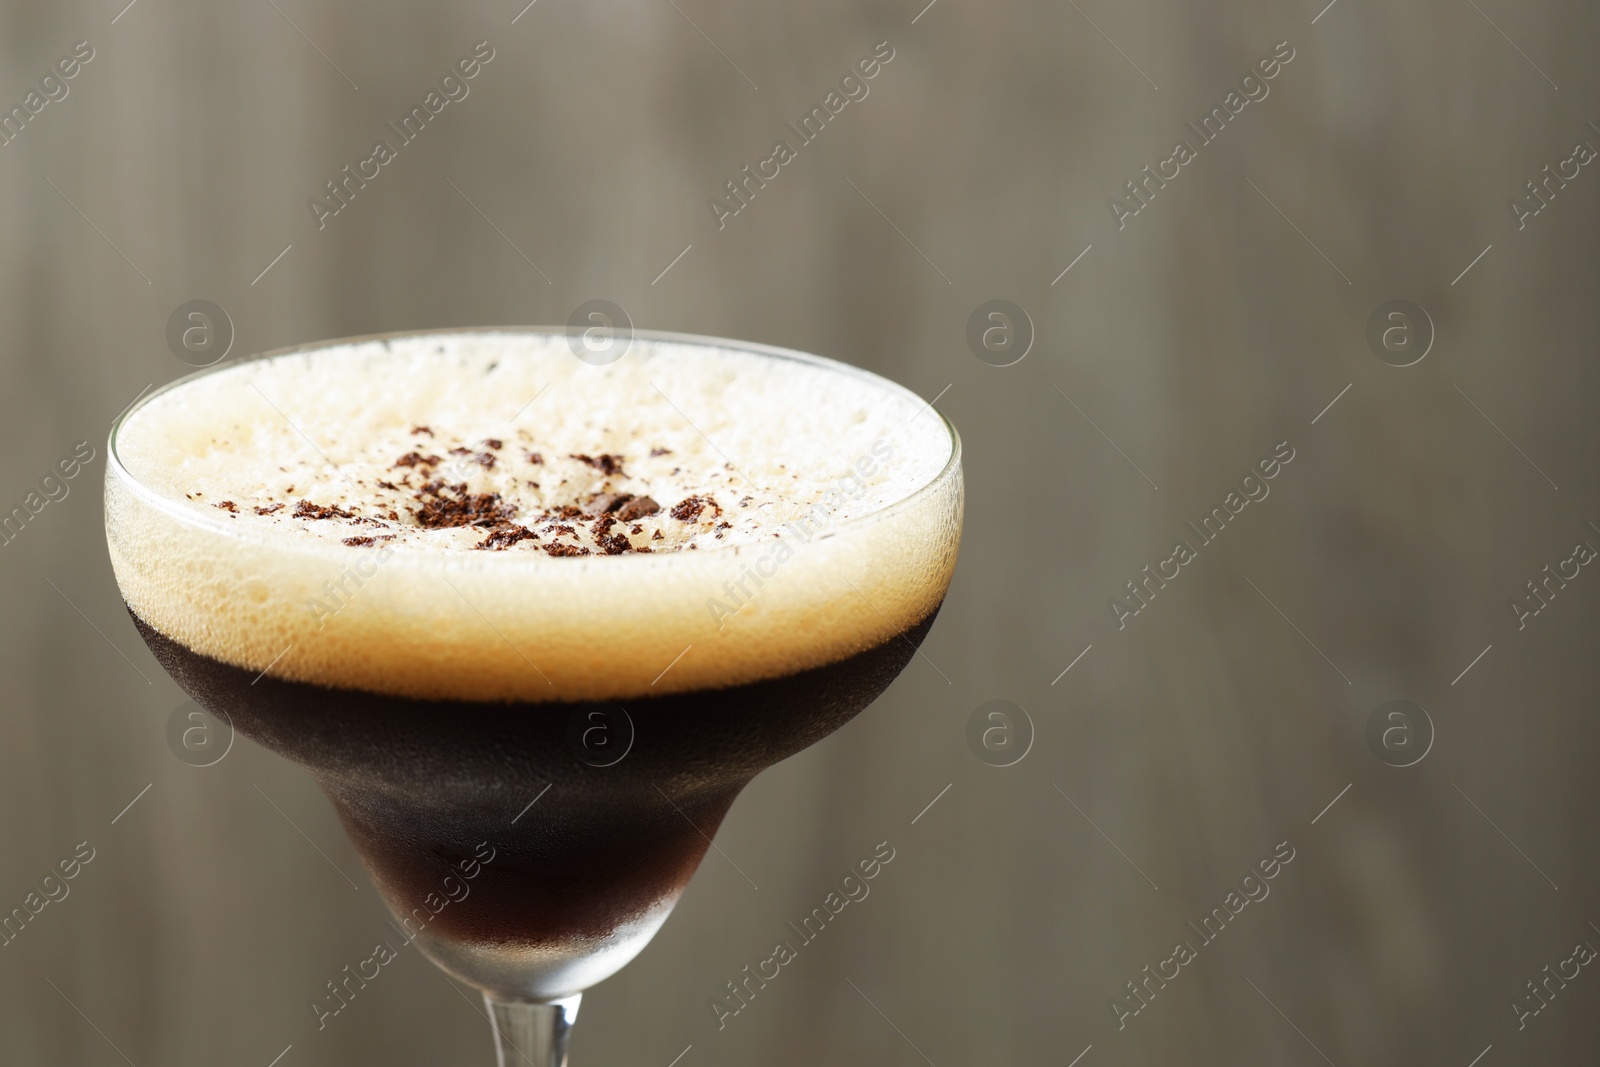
top-left (2, 0), bottom-right (1597, 1064)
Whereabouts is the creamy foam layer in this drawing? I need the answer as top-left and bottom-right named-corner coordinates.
top-left (107, 330), bottom-right (961, 700)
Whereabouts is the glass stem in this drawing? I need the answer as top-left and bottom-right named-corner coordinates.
top-left (483, 992), bottom-right (582, 1067)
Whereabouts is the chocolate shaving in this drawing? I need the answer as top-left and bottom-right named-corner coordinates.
top-left (527, 452), bottom-right (544, 465)
top-left (446, 446), bottom-right (496, 467)
top-left (541, 543), bottom-right (591, 557)
top-left (649, 447), bottom-right (672, 457)
top-left (616, 495), bottom-right (660, 521)
top-left (342, 536), bottom-right (378, 547)
top-left (670, 495), bottom-right (719, 522)
top-left (597, 533), bottom-right (632, 555)
top-left (411, 426), bottom-right (434, 436)
top-left (394, 452), bottom-right (441, 469)
top-left (412, 481), bottom-right (514, 529)
top-left (570, 453), bottom-right (625, 476)
top-left (589, 492), bottom-right (635, 515)
top-left (292, 500), bottom-right (356, 520)
top-left (215, 501), bottom-right (237, 512)
top-left (254, 503), bottom-right (285, 515)
top-left (477, 525), bottom-right (539, 551)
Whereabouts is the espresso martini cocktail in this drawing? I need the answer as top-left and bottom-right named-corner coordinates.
top-left (105, 328), bottom-right (962, 1066)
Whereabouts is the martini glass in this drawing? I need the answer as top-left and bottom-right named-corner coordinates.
top-left (105, 329), bottom-right (962, 1066)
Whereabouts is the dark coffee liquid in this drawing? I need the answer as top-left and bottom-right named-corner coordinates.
top-left (131, 609), bottom-right (937, 954)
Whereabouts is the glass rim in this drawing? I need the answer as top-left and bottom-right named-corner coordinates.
top-left (107, 325), bottom-right (962, 563)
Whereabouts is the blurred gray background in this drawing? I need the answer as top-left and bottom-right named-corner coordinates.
top-left (2, 0), bottom-right (1598, 1064)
